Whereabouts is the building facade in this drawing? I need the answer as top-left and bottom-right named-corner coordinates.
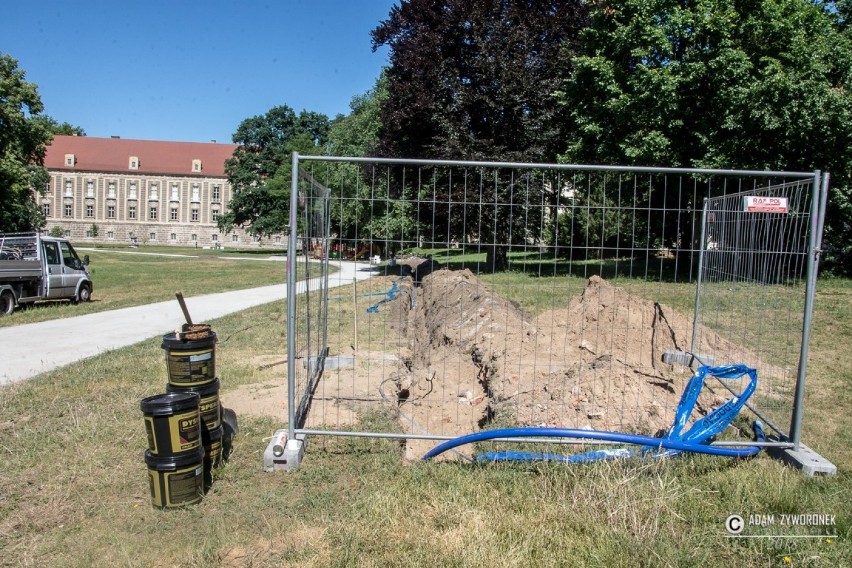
top-left (41, 135), bottom-right (281, 248)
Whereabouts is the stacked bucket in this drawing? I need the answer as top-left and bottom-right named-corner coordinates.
top-left (141, 324), bottom-right (222, 509)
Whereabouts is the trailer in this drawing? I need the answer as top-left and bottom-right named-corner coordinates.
top-left (0, 233), bottom-right (93, 315)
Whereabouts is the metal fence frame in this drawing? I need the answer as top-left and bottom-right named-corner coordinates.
top-left (283, 153), bottom-right (831, 470)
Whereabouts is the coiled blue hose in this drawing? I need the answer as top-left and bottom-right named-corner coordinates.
top-left (423, 365), bottom-right (765, 462)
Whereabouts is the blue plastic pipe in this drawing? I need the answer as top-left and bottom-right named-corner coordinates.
top-left (423, 364), bottom-right (764, 463)
top-left (422, 426), bottom-right (763, 461)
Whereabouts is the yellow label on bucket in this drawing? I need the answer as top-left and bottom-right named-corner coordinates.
top-left (144, 417), bottom-right (158, 454)
top-left (148, 469), bottom-right (162, 507)
top-left (168, 409), bottom-right (201, 452)
top-left (198, 395), bottom-right (221, 430)
top-left (163, 463), bottom-right (203, 507)
top-left (165, 347), bottom-right (216, 386)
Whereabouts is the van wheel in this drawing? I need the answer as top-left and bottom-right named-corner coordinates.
top-left (0, 291), bottom-right (15, 316)
top-left (76, 284), bottom-right (92, 304)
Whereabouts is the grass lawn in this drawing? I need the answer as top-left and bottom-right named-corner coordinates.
top-left (0, 245), bottom-right (291, 328)
top-left (0, 260), bottom-right (849, 566)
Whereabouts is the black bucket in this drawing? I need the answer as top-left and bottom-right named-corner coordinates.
top-left (161, 331), bottom-right (217, 387)
top-left (141, 392), bottom-right (201, 457)
top-left (144, 448), bottom-right (204, 508)
top-left (167, 378), bottom-right (221, 432)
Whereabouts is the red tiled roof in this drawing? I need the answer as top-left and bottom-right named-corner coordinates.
top-left (45, 135), bottom-right (239, 177)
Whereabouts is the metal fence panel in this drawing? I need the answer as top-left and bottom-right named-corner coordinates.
top-left (286, 155), bottom-right (823, 459)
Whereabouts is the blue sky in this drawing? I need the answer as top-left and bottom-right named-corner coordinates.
top-left (4, 0), bottom-right (397, 143)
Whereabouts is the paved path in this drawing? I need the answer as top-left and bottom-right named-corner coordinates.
top-left (0, 261), bottom-right (373, 385)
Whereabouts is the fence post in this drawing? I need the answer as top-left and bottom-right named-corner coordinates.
top-left (789, 171), bottom-right (822, 450)
top-left (287, 151), bottom-right (300, 443)
top-left (690, 198), bottom-right (709, 355)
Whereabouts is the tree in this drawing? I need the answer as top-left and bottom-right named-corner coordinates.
top-left (327, 72), bottom-right (388, 158)
top-left (0, 54), bottom-right (53, 232)
top-left (30, 115), bottom-right (86, 137)
top-left (559, 0), bottom-right (852, 272)
top-left (372, 0), bottom-right (589, 269)
top-left (217, 106), bottom-right (331, 238)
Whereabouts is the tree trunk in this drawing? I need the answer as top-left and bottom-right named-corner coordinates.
top-left (485, 244), bottom-right (509, 272)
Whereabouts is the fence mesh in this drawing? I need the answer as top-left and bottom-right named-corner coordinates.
top-left (692, 180), bottom-right (818, 438)
top-left (286, 156), bottom-right (824, 459)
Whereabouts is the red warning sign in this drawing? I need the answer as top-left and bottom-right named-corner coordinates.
top-left (743, 196), bottom-right (788, 213)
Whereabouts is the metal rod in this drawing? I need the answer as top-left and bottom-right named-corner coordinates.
top-left (298, 155), bottom-right (814, 178)
top-left (352, 276), bottom-right (358, 353)
top-left (296, 428), bottom-right (792, 448)
top-left (691, 198), bottom-right (709, 354)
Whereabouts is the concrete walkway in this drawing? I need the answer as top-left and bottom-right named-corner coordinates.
top-left (0, 261), bottom-right (373, 385)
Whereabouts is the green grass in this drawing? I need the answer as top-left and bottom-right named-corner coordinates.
top-left (0, 259), bottom-right (849, 566)
top-left (0, 247), bottom-right (293, 327)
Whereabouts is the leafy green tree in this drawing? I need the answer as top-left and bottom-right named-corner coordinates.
top-left (372, 0), bottom-right (589, 269)
top-left (559, 0), bottom-right (852, 271)
top-left (323, 74), bottom-right (402, 249)
top-left (218, 106), bottom-right (330, 238)
top-left (328, 72), bottom-right (387, 158)
top-left (0, 54), bottom-right (53, 232)
top-left (30, 115), bottom-right (86, 137)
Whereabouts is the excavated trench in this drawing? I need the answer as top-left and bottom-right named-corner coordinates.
top-left (383, 260), bottom-right (775, 460)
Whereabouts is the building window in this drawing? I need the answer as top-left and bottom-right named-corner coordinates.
top-left (211, 209), bottom-right (219, 221)
top-left (170, 233), bottom-right (177, 241)
top-left (65, 180), bottom-right (74, 197)
top-left (150, 232), bottom-right (157, 241)
top-left (170, 208), bottom-right (178, 221)
top-left (86, 180), bottom-right (94, 197)
top-left (212, 185), bottom-right (221, 201)
top-left (64, 204), bottom-right (72, 217)
top-left (129, 156), bottom-right (139, 170)
top-left (65, 154), bottom-right (75, 167)
top-left (146, 183), bottom-right (156, 199)
top-left (149, 206), bottom-right (158, 220)
top-left (275, 235), bottom-right (281, 244)
top-left (150, 185), bottom-right (159, 201)
top-left (107, 231), bottom-right (114, 240)
top-left (211, 234), bottom-right (218, 242)
top-left (191, 234), bottom-right (198, 241)
top-left (192, 159), bottom-right (202, 172)
top-left (171, 184), bottom-right (179, 201)
top-left (232, 234), bottom-right (239, 242)
top-left (128, 205), bottom-right (137, 219)
top-left (43, 203), bottom-right (50, 217)
top-left (107, 205), bottom-right (116, 218)
top-left (86, 204), bottom-right (94, 218)
top-left (107, 181), bottom-right (116, 198)
top-left (191, 184), bottom-right (200, 202)
top-left (65, 230), bottom-right (71, 237)
top-left (191, 209), bottom-right (199, 222)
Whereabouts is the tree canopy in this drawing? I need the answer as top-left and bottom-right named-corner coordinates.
top-left (217, 105), bottom-right (331, 238)
top-left (370, 0), bottom-right (589, 269)
top-left (372, 0), bottom-right (588, 162)
top-left (559, 0), bottom-right (852, 270)
top-left (0, 53), bottom-right (53, 232)
top-left (31, 115), bottom-right (86, 137)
